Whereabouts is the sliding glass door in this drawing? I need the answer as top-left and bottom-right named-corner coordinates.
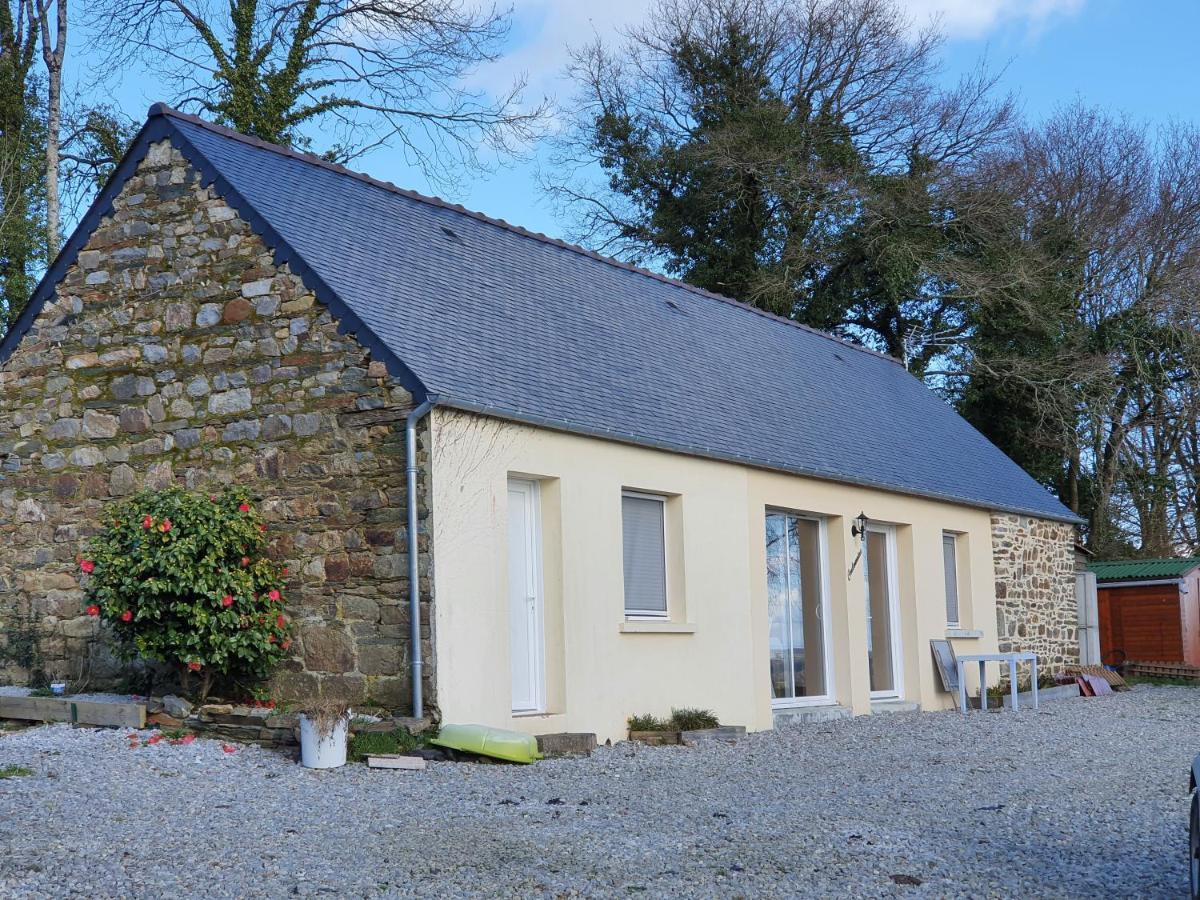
top-left (765, 511), bottom-right (831, 704)
top-left (864, 524), bottom-right (902, 698)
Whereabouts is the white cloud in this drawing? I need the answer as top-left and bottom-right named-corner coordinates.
top-left (479, 0), bottom-right (1086, 103)
top-left (897, 0), bottom-right (1086, 38)
top-left (473, 0), bottom-right (653, 103)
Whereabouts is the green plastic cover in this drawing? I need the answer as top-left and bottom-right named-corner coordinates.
top-left (431, 724), bottom-right (543, 764)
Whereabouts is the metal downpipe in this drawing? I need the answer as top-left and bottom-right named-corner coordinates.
top-left (406, 397), bottom-right (435, 719)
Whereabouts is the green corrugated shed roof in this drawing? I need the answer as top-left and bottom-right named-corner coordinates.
top-left (1090, 557), bottom-right (1200, 582)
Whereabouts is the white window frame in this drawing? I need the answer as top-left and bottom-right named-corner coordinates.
top-left (621, 489), bottom-right (670, 620)
top-left (766, 509), bottom-right (836, 709)
top-left (943, 532), bottom-right (961, 628)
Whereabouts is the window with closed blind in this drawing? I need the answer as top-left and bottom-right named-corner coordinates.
top-left (943, 533), bottom-right (960, 626)
top-left (622, 491), bottom-right (668, 617)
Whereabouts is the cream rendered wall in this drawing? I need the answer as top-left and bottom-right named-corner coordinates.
top-left (429, 408), bottom-right (1000, 744)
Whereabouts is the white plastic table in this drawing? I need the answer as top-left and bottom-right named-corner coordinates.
top-left (956, 652), bottom-right (1038, 713)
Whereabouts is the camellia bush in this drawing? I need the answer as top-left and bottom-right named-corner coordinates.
top-left (80, 486), bottom-right (292, 699)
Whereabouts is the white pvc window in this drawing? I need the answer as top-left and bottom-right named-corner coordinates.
top-left (622, 491), bottom-right (668, 618)
top-left (943, 533), bottom-right (960, 627)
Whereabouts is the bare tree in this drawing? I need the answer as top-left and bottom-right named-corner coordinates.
top-left (963, 105), bottom-right (1200, 555)
top-left (85, 0), bottom-right (548, 180)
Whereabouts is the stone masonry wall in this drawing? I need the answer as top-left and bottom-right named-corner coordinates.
top-left (991, 513), bottom-right (1078, 670)
top-left (0, 139), bottom-right (434, 711)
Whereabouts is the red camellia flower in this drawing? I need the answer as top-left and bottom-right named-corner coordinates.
top-left (159, 518), bottom-right (173, 533)
top-left (281, 639), bottom-right (292, 652)
top-left (85, 604), bottom-right (100, 617)
top-left (142, 515), bottom-right (154, 529)
top-left (267, 634), bottom-right (276, 644)
top-left (120, 610), bottom-right (133, 622)
top-left (258, 524), bottom-right (267, 533)
top-left (282, 567), bottom-right (289, 576)
top-left (187, 661), bottom-right (202, 671)
top-left (268, 589), bottom-right (281, 602)
top-left (221, 595), bottom-right (234, 608)
top-left (238, 503), bottom-right (250, 513)
top-left (276, 614), bottom-right (286, 629)
top-left (80, 559), bottom-right (95, 574)
top-left (241, 556), bottom-right (250, 567)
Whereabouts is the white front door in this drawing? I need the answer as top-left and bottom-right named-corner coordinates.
top-left (507, 479), bottom-right (544, 713)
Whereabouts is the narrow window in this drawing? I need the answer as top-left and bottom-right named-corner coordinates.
top-left (622, 492), bottom-right (667, 617)
top-left (943, 533), bottom-right (960, 627)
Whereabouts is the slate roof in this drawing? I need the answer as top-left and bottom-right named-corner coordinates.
top-left (1090, 558), bottom-right (1200, 582)
top-left (0, 105), bottom-right (1081, 523)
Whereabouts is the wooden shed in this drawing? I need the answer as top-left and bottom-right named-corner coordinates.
top-left (1090, 558), bottom-right (1200, 667)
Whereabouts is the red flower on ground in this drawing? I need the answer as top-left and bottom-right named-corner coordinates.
top-left (159, 518), bottom-right (173, 533)
top-left (238, 503), bottom-right (250, 513)
top-left (120, 609), bottom-right (133, 622)
top-left (222, 744), bottom-right (236, 754)
top-left (80, 559), bottom-right (95, 574)
top-left (221, 595), bottom-right (234, 608)
top-left (268, 589), bottom-right (281, 602)
top-left (147, 734), bottom-right (163, 746)
top-left (142, 515), bottom-right (154, 529)
top-left (85, 604), bottom-right (100, 617)
top-left (276, 614), bottom-right (286, 628)
top-left (187, 661), bottom-right (202, 671)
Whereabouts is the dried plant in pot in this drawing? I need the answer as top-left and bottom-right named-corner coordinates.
top-left (297, 697), bottom-right (353, 769)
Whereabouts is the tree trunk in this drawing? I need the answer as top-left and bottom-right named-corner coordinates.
top-left (35, 0), bottom-right (66, 259)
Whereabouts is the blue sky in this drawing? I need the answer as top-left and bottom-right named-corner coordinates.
top-left (75, 0), bottom-right (1200, 241)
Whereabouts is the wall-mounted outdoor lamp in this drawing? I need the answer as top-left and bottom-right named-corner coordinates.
top-left (851, 511), bottom-right (869, 540)
top-left (847, 511), bottom-right (869, 579)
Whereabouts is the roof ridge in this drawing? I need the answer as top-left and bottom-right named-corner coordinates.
top-left (147, 103), bottom-right (902, 368)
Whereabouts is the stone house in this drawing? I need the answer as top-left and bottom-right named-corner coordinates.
top-left (0, 106), bottom-right (1081, 742)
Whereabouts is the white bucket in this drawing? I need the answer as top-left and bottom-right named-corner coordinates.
top-left (299, 713), bottom-right (349, 769)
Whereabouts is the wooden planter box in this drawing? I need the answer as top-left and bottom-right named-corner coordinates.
top-left (629, 725), bottom-right (746, 746)
top-left (629, 729), bottom-right (681, 746)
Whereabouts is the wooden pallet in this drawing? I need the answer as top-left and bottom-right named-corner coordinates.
top-left (0, 695), bottom-right (146, 729)
top-left (1064, 665), bottom-right (1130, 690)
top-left (1124, 661), bottom-right (1200, 682)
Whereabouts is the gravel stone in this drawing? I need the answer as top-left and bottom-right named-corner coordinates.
top-left (0, 686), bottom-right (1195, 898)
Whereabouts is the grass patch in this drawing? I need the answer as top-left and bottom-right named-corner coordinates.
top-left (628, 708), bottom-right (721, 733)
top-left (348, 727), bottom-right (426, 762)
top-left (0, 765), bottom-right (34, 779)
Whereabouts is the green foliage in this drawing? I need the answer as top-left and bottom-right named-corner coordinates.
top-left (348, 727), bottom-right (426, 762)
top-left (82, 487), bottom-right (292, 695)
top-left (669, 707), bottom-right (720, 731)
top-left (0, 4), bottom-right (46, 339)
top-left (627, 713), bottom-right (670, 733)
top-left (628, 709), bottom-right (721, 732)
top-left (0, 765), bottom-right (33, 778)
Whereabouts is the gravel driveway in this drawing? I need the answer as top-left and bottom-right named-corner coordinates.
top-left (0, 685), bottom-right (1195, 898)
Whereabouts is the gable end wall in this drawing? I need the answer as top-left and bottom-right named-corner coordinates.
top-left (0, 140), bottom-right (434, 710)
top-left (991, 513), bottom-right (1078, 670)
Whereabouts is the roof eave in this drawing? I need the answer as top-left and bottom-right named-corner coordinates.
top-left (432, 397), bottom-right (1084, 526)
